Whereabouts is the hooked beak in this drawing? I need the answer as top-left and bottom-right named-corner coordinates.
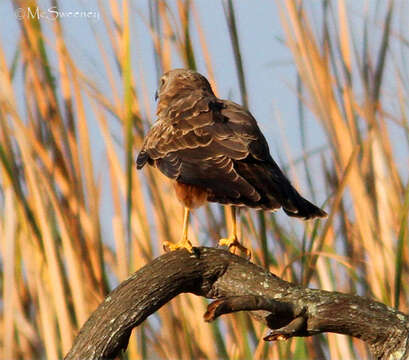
top-left (154, 90), bottom-right (159, 101)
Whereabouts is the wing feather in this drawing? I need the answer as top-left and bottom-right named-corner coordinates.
top-left (137, 97), bottom-right (272, 206)
top-left (137, 95), bottom-right (326, 218)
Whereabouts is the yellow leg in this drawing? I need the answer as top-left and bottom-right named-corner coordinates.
top-left (163, 207), bottom-right (193, 252)
top-left (218, 206), bottom-right (251, 258)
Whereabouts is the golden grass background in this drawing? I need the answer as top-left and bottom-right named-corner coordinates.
top-left (0, 0), bottom-right (408, 359)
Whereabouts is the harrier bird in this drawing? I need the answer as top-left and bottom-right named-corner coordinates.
top-left (137, 69), bottom-right (326, 254)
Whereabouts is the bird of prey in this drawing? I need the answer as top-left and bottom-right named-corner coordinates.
top-left (137, 69), bottom-right (327, 254)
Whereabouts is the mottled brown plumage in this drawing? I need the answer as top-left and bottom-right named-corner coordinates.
top-left (137, 69), bottom-right (326, 220)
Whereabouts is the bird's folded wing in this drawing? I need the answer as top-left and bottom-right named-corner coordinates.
top-left (136, 97), bottom-right (273, 205)
top-left (137, 95), bottom-right (326, 217)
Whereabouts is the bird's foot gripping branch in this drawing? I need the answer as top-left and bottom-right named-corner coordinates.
top-left (65, 247), bottom-right (409, 360)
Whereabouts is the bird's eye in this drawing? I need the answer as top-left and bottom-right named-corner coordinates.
top-left (160, 78), bottom-right (166, 87)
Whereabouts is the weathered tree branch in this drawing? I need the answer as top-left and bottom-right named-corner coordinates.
top-left (65, 247), bottom-right (409, 360)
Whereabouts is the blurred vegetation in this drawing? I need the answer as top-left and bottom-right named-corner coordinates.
top-left (0, 0), bottom-right (408, 359)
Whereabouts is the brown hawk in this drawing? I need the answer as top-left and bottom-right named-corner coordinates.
top-left (137, 69), bottom-right (326, 254)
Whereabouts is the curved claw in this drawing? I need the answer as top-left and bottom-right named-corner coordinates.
top-left (218, 236), bottom-right (251, 259)
top-left (163, 239), bottom-right (193, 253)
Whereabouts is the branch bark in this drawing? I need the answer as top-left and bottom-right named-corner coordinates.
top-left (65, 247), bottom-right (409, 360)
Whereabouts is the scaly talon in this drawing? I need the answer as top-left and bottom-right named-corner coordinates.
top-left (219, 206), bottom-right (251, 259)
top-left (218, 235), bottom-right (251, 259)
top-left (163, 239), bottom-right (193, 253)
top-left (163, 207), bottom-right (194, 253)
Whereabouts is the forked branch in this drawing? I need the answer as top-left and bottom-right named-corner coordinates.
top-left (65, 247), bottom-right (409, 360)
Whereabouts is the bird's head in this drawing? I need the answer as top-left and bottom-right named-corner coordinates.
top-left (155, 69), bottom-right (214, 107)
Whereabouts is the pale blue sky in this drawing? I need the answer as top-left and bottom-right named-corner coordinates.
top-left (1, 0), bottom-right (408, 248)
top-left (0, 0), bottom-right (324, 155)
